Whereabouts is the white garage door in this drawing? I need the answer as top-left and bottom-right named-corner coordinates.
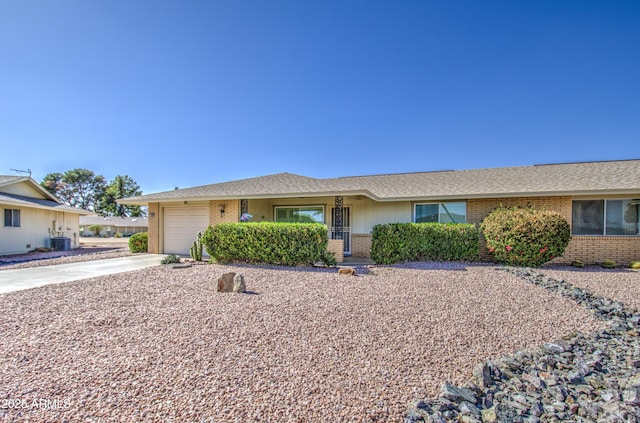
top-left (163, 207), bottom-right (209, 255)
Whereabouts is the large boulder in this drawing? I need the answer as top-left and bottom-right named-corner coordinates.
top-left (217, 272), bottom-right (246, 293)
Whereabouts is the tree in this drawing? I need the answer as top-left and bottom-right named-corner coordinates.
top-left (41, 168), bottom-right (106, 210)
top-left (88, 225), bottom-right (104, 237)
top-left (96, 175), bottom-right (143, 217)
top-left (40, 172), bottom-right (65, 196)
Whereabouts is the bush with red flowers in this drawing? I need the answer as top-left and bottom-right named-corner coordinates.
top-left (480, 206), bottom-right (570, 267)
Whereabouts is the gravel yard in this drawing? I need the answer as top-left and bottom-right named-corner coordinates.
top-left (0, 262), bottom-right (603, 422)
top-left (542, 266), bottom-right (640, 312)
top-left (0, 247), bottom-right (133, 270)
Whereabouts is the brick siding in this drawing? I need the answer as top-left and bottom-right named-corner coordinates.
top-left (210, 200), bottom-right (239, 225)
top-left (468, 197), bottom-right (640, 266)
top-left (351, 233), bottom-right (372, 257)
top-left (328, 239), bottom-right (344, 263)
top-left (561, 236), bottom-right (640, 266)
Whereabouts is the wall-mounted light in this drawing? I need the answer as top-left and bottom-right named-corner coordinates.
top-left (218, 204), bottom-right (225, 217)
top-left (149, 212), bottom-right (155, 218)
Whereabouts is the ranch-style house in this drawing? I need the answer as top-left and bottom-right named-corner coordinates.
top-left (120, 159), bottom-right (640, 265)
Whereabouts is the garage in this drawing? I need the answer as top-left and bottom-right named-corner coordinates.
top-left (163, 206), bottom-right (210, 255)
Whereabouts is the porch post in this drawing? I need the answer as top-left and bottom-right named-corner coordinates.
top-left (240, 199), bottom-right (248, 215)
top-left (334, 196), bottom-right (343, 240)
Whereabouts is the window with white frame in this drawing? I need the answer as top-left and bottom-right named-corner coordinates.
top-left (414, 202), bottom-right (466, 223)
top-left (4, 209), bottom-right (21, 227)
top-left (572, 199), bottom-right (639, 235)
top-left (274, 206), bottom-right (324, 224)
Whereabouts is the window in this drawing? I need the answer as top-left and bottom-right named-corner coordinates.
top-left (572, 199), bottom-right (639, 235)
top-left (4, 209), bottom-right (20, 227)
top-left (414, 202), bottom-right (466, 223)
top-left (274, 206), bottom-right (324, 224)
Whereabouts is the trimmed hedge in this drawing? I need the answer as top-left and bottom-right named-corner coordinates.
top-left (480, 206), bottom-right (570, 267)
top-left (128, 232), bottom-right (148, 253)
top-left (370, 223), bottom-right (480, 264)
top-left (201, 222), bottom-right (333, 266)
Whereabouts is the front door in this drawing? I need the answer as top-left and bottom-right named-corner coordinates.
top-left (330, 207), bottom-right (351, 256)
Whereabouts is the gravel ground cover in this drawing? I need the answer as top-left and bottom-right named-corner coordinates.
top-left (0, 247), bottom-right (133, 270)
top-left (0, 263), bottom-right (602, 422)
top-left (408, 267), bottom-right (640, 422)
top-left (541, 266), bottom-right (640, 312)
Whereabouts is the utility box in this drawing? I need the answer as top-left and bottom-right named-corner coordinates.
top-left (51, 237), bottom-right (71, 251)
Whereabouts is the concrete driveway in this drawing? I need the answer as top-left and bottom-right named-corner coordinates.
top-left (0, 254), bottom-right (164, 294)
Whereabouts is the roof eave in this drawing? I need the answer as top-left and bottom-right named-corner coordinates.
top-left (120, 188), bottom-right (640, 206)
top-left (0, 176), bottom-right (28, 189)
top-left (0, 177), bottom-right (63, 204)
top-left (0, 198), bottom-right (93, 214)
top-left (119, 190), bottom-right (380, 205)
top-left (380, 189), bottom-right (640, 202)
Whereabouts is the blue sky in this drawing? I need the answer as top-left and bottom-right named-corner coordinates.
top-left (1, 1), bottom-right (639, 194)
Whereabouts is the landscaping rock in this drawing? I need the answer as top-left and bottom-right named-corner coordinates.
top-left (406, 267), bottom-right (640, 422)
top-left (217, 272), bottom-right (246, 293)
top-left (472, 362), bottom-right (491, 388)
top-left (167, 262), bottom-right (192, 269)
top-left (337, 267), bottom-right (357, 276)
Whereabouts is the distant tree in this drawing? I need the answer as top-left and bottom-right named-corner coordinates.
top-left (41, 172), bottom-right (65, 196)
top-left (96, 175), bottom-right (143, 217)
top-left (41, 168), bottom-right (107, 210)
top-left (88, 225), bottom-right (104, 237)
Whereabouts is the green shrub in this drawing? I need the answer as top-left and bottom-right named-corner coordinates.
top-left (161, 254), bottom-right (181, 264)
top-left (480, 206), bottom-right (570, 267)
top-left (114, 232), bottom-right (123, 238)
top-left (319, 250), bottom-right (337, 267)
top-left (128, 232), bottom-right (148, 253)
top-left (370, 223), bottom-right (480, 264)
top-left (571, 260), bottom-right (585, 268)
top-left (601, 259), bottom-right (616, 269)
top-left (630, 261), bottom-right (640, 270)
top-left (201, 222), bottom-right (330, 266)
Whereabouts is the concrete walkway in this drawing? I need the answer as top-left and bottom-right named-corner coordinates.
top-left (0, 254), bottom-right (164, 294)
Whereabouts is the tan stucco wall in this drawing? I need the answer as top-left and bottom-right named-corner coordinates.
top-left (147, 194), bottom-right (640, 265)
top-left (0, 206), bottom-right (81, 255)
top-left (148, 200), bottom-right (247, 254)
top-left (244, 196), bottom-right (412, 233)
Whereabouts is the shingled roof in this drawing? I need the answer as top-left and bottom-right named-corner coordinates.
top-left (0, 175), bottom-right (28, 187)
top-left (0, 175), bottom-right (91, 214)
top-left (121, 159), bottom-right (640, 205)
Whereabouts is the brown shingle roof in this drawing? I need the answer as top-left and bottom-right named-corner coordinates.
top-left (80, 214), bottom-right (149, 227)
top-left (0, 192), bottom-right (92, 214)
top-left (121, 159), bottom-right (640, 205)
top-left (0, 175), bottom-right (91, 214)
top-left (0, 175), bottom-right (27, 187)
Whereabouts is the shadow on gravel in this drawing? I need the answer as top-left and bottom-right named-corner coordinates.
top-left (0, 247), bottom-right (125, 267)
top-left (390, 262), bottom-right (494, 271)
top-left (541, 264), bottom-right (638, 273)
top-left (216, 261), bottom-right (501, 274)
top-left (227, 263), bottom-right (374, 275)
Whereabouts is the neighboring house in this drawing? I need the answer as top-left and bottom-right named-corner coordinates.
top-left (79, 214), bottom-right (148, 237)
top-left (0, 175), bottom-right (91, 255)
top-left (119, 159), bottom-right (640, 265)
